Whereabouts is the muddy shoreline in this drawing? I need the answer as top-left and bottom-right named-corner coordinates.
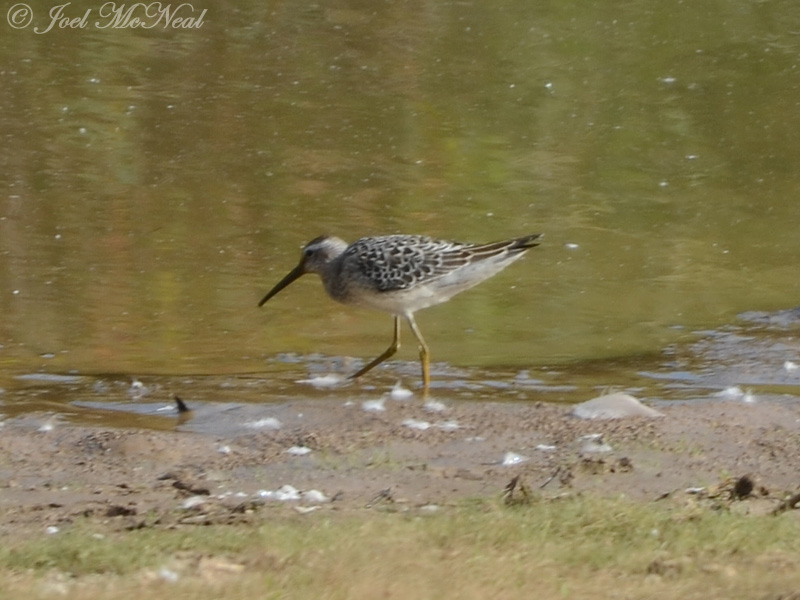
top-left (2, 393), bottom-right (800, 535)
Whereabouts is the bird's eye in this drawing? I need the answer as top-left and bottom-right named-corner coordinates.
top-left (304, 248), bottom-right (314, 257)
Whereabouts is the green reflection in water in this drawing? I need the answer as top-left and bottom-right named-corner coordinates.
top-left (1, 0), bottom-right (799, 380)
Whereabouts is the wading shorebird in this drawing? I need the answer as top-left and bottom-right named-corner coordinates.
top-left (258, 233), bottom-right (541, 390)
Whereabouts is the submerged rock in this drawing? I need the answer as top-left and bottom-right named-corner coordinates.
top-left (572, 392), bottom-right (663, 420)
top-left (738, 307), bottom-right (800, 328)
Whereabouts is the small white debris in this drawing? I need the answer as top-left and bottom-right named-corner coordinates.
top-left (661, 76), bottom-right (677, 84)
top-left (390, 381), bottom-right (413, 400)
top-left (181, 496), bottom-right (206, 510)
top-left (402, 418), bottom-right (431, 431)
top-left (158, 568), bottom-right (180, 583)
top-left (686, 487), bottom-right (706, 495)
top-left (38, 417), bottom-right (57, 433)
top-left (714, 386), bottom-right (756, 403)
top-left (244, 417), bottom-right (282, 430)
top-left (564, 242), bottom-right (580, 249)
top-left (579, 433), bottom-right (613, 454)
top-left (784, 361), bottom-right (798, 372)
top-left (218, 491), bottom-right (247, 500)
top-left (535, 444), bottom-right (557, 452)
top-left (294, 506), bottom-right (321, 514)
top-left (285, 446), bottom-right (312, 456)
top-left (275, 484), bottom-right (301, 501)
top-left (420, 504), bottom-right (440, 513)
top-left (217, 445), bottom-right (232, 455)
top-left (502, 452), bottom-right (529, 466)
top-left (715, 386), bottom-right (744, 399)
top-left (436, 420), bottom-right (460, 432)
top-left (216, 491), bottom-right (236, 499)
top-left (128, 379), bottom-right (147, 397)
top-left (423, 399), bottom-right (447, 413)
top-left (45, 526), bottom-right (60, 535)
top-left (297, 374), bottom-right (344, 388)
top-left (362, 398), bottom-right (386, 412)
top-left (257, 484), bottom-right (301, 501)
top-left (572, 392), bottom-right (663, 420)
top-left (301, 489), bottom-right (329, 503)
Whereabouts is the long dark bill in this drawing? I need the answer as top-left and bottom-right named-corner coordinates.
top-left (258, 263), bottom-right (305, 307)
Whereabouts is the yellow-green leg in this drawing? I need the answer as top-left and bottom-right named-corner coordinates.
top-left (349, 315), bottom-right (401, 380)
top-left (406, 313), bottom-right (430, 391)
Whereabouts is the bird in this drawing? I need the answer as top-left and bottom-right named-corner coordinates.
top-left (258, 233), bottom-right (541, 390)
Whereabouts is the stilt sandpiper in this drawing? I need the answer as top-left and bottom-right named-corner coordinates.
top-left (258, 233), bottom-right (541, 390)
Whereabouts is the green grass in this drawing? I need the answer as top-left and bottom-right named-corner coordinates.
top-left (2, 495), bottom-right (800, 599)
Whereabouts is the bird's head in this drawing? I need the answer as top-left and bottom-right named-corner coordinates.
top-left (258, 236), bottom-right (347, 306)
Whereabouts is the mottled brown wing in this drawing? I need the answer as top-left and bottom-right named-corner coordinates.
top-left (346, 234), bottom-right (540, 292)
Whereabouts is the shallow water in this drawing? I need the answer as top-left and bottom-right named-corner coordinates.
top-left (2, 1), bottom-right (800, 427)
top-left (2, 313), bottom-right (799, 432)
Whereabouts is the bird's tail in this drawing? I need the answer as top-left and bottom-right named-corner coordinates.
top-left (470, 233), bottom-right (542, 258)
top-left (509, 233), bottom-right (542, 251)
